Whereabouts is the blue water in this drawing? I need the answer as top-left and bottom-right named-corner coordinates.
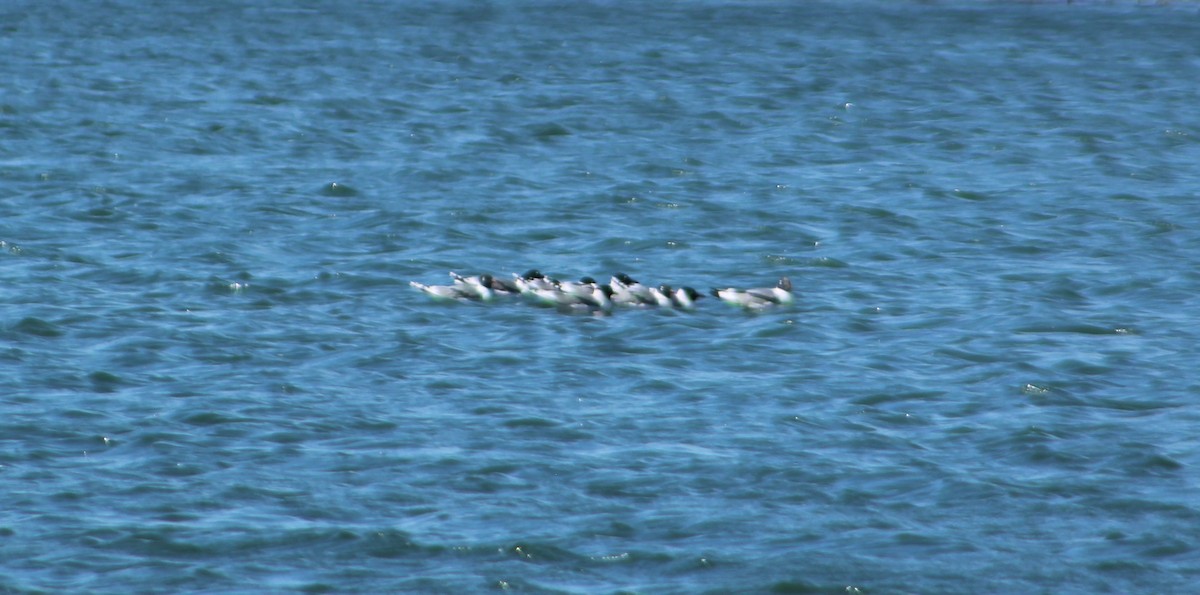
top-left (3, 0), bottom-right (1200, 592)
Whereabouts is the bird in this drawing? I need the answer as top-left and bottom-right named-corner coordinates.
top-left (527, 282), bottom-right (614, 313)
top-left (668, 286), bottom-right (704, 309)
top-left (513, 269), bottom-right (558, 294)
top-left (572, 283), bottom-right (615, 312)
top-left (710, 277), bottom-right (794, 309)
top-left (648, 285), bottom-right (676, 308)
top-left (555, 276), bottom-right (599, 298)
top-left (450, 272), bottom-right (519, 297)
top-left (610, 272), bottom-right (655, 306)
top-left (410, 280), bottom-right (481, 301)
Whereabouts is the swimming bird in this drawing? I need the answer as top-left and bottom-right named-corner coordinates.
top-left (555, 276), bottom-right (599, 298)
top-left (648, 285), bottom-right (675, 308)
top-left (410, 280), bottom-right (480, 301)
top-left (480, 274), bottom-right (521, 296)
top-left (710, 277), bottom-right (794, 309)
top-left (450, 272), bottom-right (519, 297)
top-left (669, 286), bottom-right (704, 309)
top-left (513, 269), bottom-right (558, 294)
top-left (610, 272), bottom-right (655, 306)
top-left (567, 283), bottom-right (615, 313)
top-left (528, 282), bottom-right (614, 313)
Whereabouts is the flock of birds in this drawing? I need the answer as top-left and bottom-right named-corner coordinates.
top-left (410, 270), bottom-right (794, 314)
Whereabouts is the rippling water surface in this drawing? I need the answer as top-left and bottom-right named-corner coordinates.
top-left (3, 1), bottom-right (1200, 592)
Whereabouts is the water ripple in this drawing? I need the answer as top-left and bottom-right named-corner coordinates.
top-left (4, 1), bottom-right (1200, 593)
